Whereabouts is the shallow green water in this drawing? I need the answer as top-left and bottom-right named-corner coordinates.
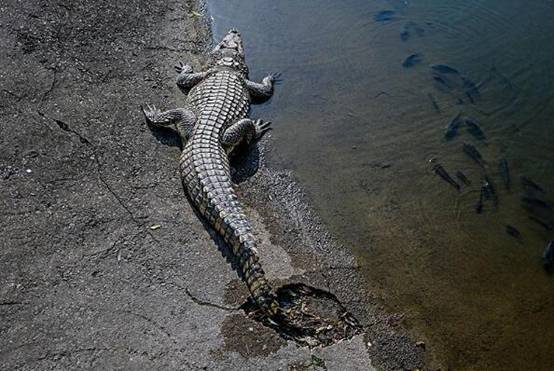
top-left (208, 0), bottom-right (554, 368)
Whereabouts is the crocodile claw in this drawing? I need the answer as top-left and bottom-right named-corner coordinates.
top-left (268, 72), bottom-right (282, 83)
top-left (254, 119), bottom-right (272, 138)
top-left (174, 61), bottom-right (193, 74)
top-left (141, 104), bottom-right (161, 125)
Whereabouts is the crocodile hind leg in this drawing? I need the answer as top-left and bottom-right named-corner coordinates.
top-left (141, 104), bottom-right (197, 141)
top-left (221, 118), bottom-right (271, 154)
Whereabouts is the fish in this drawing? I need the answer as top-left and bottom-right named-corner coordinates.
top-left (374, 10), bottom-right (396, 22)
top-left (483, 176), bottom-right (498, 208)
top-left (430, 160), bottom-right (460, 191)
top-left (498, 159), bottom-right (510, 190)
top-left (431, 64), bottom-right (460, 75)
top-left (463, 142), bottom-right (485, 167)
top-left (521, 176), bottom-right (545, 196)
top-left (543, 241), bottom-right (554, 272)
top-left (505, 225), bottom-right (522, 239)
top-left (430, 65), bottom-right (482, 106)
top-left (445, 113), bottom-right (463, 140)
top-left (402, 53), bottom-right (423, 68)
top-left (428, 93), bottom-right (440, 113)
top-left (455, 171), bottom-right (471, 185)
top-left (465, 117), bottom-right (486, 142)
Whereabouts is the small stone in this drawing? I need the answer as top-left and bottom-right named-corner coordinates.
top-left (367, 341), bottom-right (373, 347)
top-left (248, 327), bottom-right (254, 332)
top-left (150, 224), bottom-right (161, 230)
top-left (25, 169), bottom-right (32, 173)
top-left (415, 341), bottom-right (425, 349)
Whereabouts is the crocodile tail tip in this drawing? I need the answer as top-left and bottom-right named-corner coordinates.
top-left (256, 291), bottom-right (280, 317)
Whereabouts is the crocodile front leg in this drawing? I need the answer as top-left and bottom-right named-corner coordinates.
top-left (221, 118), bottom-right (271, 154)
top-left (246, 73), bottom-right (281, 101)
top-left (141, 104), bottom-right (197, 141)
top-left (175, 62), bottom-right (208, 90)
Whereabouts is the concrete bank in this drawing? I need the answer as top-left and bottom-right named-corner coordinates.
top-left (0, 0), bottom-right (424, 369)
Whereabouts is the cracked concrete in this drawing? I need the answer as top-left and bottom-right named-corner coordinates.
top-left (1, 0), bottom-right (425, 369)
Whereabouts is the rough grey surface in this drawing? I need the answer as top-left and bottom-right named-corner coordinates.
top-left (0, 0), bottom-right (425, 369)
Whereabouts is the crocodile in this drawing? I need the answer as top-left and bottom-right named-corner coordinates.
top-left (141, 29), bottom-right (280, 315)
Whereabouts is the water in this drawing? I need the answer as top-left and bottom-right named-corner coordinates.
top-left (208, 0), bottom-right (554, 368)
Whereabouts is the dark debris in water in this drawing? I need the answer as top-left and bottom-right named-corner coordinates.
top-left (374, 10), bottom-right (396, 22)
top-left (242, 283), bottom-right (362, 347)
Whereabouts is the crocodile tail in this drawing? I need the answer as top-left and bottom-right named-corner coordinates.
top-left (180, 143), bottom-right (279, 315)
top-left (220, 211), bottom-right (280, 315)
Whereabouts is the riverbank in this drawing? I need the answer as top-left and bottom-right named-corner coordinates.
top-left (0, 0), bottom-right (424, 369)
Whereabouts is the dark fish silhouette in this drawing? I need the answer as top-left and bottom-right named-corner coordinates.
top-left (430, 65), bottom-right (480, 105)
top-left (430, 160), bottom-right (460, 191)
top-left (463, 142), bottom-right (485, 167)
top-left (543, 241), bottom-right (554, 272)
top-left (498, 159), bottom-right (510, 190)
top-left (431, 64), bottom-right (460, 74)
top-left (505, 225), bottom-right (522, 239)
top-left (455, 170), bottom-right (471, 185)
top-left (445, 113), bottom-right (463, 140)
top-left (483, 176), bottom-right (498, 208)
top-left (521, 176), bottom-right (545, 196)
top-left (374, 10), bottom-right (396, 22)
top-left (402, 53), bottom-right (423, 68)
top-left (465, 117), bottom-right (486, 142)
top-left (428, 93), bottom-right (440, 113)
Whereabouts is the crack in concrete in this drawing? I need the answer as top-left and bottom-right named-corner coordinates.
top-left (0, 301), bottom-right (25, 306)
top-left (2, 89), bottom-right (25, 102)
top-left (35, 347), bottom-right (100, 361)
top-left (169, 281), bottom-right (240, 312)
top-left (40, 67), bottom-right (58, 103)
top-left (37, 111), bottom-right (164, 248)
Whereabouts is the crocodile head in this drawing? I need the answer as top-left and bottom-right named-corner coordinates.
top-left (210, 29), bottom-right (249, 76)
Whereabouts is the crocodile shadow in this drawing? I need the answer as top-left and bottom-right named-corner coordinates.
top-left (147, 123), bottom-right (183, 149)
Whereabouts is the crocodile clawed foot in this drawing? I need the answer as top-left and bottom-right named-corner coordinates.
top-left (141, 104), bottom-right (162, 125)
top-left (268, 72), bottom-right (282, 83)
top-left (174, 61), bottom-right (193, 74)
top-left (254, 119), bottom-right (272, 138)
